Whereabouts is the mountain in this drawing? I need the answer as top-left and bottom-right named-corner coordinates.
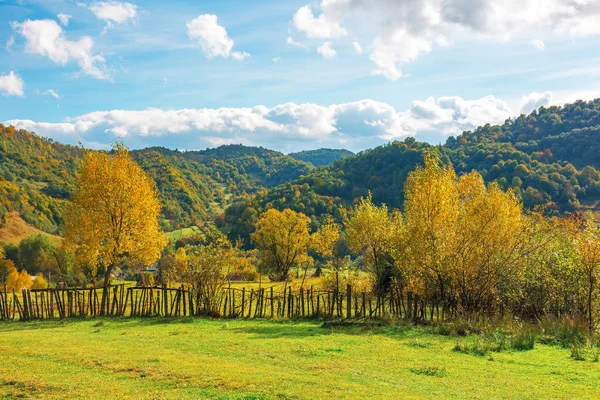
top-left (0, 127), bottom-right (312, 235)
top-left (225, 99), bottom-right (600, 244)
top-left (288, 148), bottom-right (354, 166)
top-left (2, 98), bottom-right (600, 244)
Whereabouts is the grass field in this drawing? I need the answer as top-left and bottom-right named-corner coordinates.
top-left (165, 226), bottom-right (203, 241)
top-left (1, 319), bottom-right (599, 399)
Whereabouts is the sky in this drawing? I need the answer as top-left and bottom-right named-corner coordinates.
top-left (1, 0), bottom-right (600, 153)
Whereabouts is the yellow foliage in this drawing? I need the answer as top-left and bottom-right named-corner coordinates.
top-left (6, 269), bottom-right (32, 291)
top-left (403, 154), bottom-right (528, 311)
top-left (345, 195), bottom-right (403, 293)
top-left (31, 273), bottom-right (49, 289)
top-left (251, 208), bottom-right (312, 282)
top-left (64, 144), bottom-right (166, 287)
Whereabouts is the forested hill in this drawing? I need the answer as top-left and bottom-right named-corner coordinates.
top-left (288, 148), bottom-right (354, 166)
top-left (225, 98), bottom-right (600, 244)
top-left (2, 98), bottom-right (600, 242)
top-left (0, 128), bottom-right (312, 234)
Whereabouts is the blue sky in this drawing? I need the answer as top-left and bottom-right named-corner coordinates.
top-left (1, 0), bottom-right (600, 152)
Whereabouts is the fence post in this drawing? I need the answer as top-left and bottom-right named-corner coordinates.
top-left (346, 284), bottom-right (352, 319)
top-left (270, 287), bottom-right (274, 318)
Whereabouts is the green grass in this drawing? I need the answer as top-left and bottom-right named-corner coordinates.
top-left (1, 319), bottom-right (599, 399)
top-left (165, 226), bottom-right (202, 241)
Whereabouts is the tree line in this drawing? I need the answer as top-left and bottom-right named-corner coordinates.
top-left (3, 145), bottom-right (598, 330)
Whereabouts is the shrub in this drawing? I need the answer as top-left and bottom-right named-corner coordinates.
top-left (31, 273), bottom-right (49, 289)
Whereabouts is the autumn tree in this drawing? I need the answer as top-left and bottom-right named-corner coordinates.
top-left (185, 232), bottom-right (240, 316)
top-left (251, 208), bottom-right (312, 282)
top-left (64, 144), bottom-right (166, 314)
top-left (404, 155), bottom-right (458, 306)
top-left (345, 195), bottom-right (403, 294)
top-left (403, 155), bottom-right (544, 315)
top-left (312, 216), bottom-right (345, 291)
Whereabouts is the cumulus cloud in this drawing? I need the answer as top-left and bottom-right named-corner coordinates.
top-left (43, 89), bottom-right (61, 99)
top-left (57, 13), bottom-right (71, 26)
top-left (519, 91), bottom-right (553, 114)
top-left (531, 39), bottom-right (545, 51)
top-left (88, 1), bottom-right (137, 33)
top-left (0, 71), bottom-right (24, 97)
top-left (12, 19), bottom-right (110, 80)
top-left (291, 0), bottom-right (600, 80)
top-left (187, 14), bottom-right (249, 60)
top-left (317, 42), bottom-right (337, 60)
top-left (3, 94), bottom-right (524, 151)
top-left (293, 5), bottom-right (348, 39)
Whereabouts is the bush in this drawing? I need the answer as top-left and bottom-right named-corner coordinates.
top-left (31, 273), bottom-right (49, 289)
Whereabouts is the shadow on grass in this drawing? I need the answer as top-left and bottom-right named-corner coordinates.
top-left (0, 316), bottom-right (431, 341)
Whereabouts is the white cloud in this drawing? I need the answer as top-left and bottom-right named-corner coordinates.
top-left (370, 32), bottom-right (432, 80)
top-left (231, 51), bottom-right (250, 61)
top-left (531, 39), bottom-right (545, 51)
top-left (0, 71), bottom-right (25, 97)
top-left (2, 94), bottom-right (526, 151)
top-left (519, 91), bottom-right (553, 114)
top-left (352, 41), bottom-right (362, 55)
top-left (12, 19), bottom-right (110, 80)
top-left (6, 35), bottom-right (15, 51)
top-left (293, 5), bottom-right (348, 39)
top-left (287, 36), bottom-right (308, 50)
top-left (88, 1), bottom-right (137, 33)
top-left (317, 42), bottom-right (337, 60)
top-left (291, 0), bottom-right (600, 80)
top-left (187, 14), bottom-right (249, 60)
top-left (57, 13), bottom-right (71, 26)
top-left (43, 89), bottom-right (61, 99)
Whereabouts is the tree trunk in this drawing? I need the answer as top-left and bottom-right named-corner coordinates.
top-left (100, 265), bottom-right (114, 316)
top-left (588, 271), bottom-right (594, 333)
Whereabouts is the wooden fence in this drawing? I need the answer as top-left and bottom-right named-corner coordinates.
top-left (0, 284), bottom-right (437, 322)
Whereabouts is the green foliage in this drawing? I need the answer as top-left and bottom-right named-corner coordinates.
top-left (288, 148), bottom-right (354, 166)
top-left (0, 125), bottom-right (311, 233)
top-left (18, 234), bottom-right (57, 275)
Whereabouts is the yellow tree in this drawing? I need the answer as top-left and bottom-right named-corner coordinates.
top-left (574, 213), bottom-right (600, 331)
top-left (452, 173), bottom-right (525, 312)
top-left (345, 195), bottom-right (403, 294)
top-left (185, 233), bottom-right (239, 316)
top-left (404, 154), bottom-right (458, 304)
top-left (251, 208), bottom-right (312, 282)
top-left (312, 216), bottom-right (344, 291)
top-left (64, 144), bottom-right (166, 313)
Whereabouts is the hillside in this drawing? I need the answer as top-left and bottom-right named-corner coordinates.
top-left (0, 127), bottom-right (312, 235)
top-left (225, 99), bottom-right (600, 244)
top-left (0, 211), bottom-right (61, 245)
top-left (2, 99), bottom-right (600, 243)
top-left (289, 148), bottom-right (354, 166)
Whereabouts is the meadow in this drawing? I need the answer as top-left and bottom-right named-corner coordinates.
top-left (1, 318), bottom-right (599, 399)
